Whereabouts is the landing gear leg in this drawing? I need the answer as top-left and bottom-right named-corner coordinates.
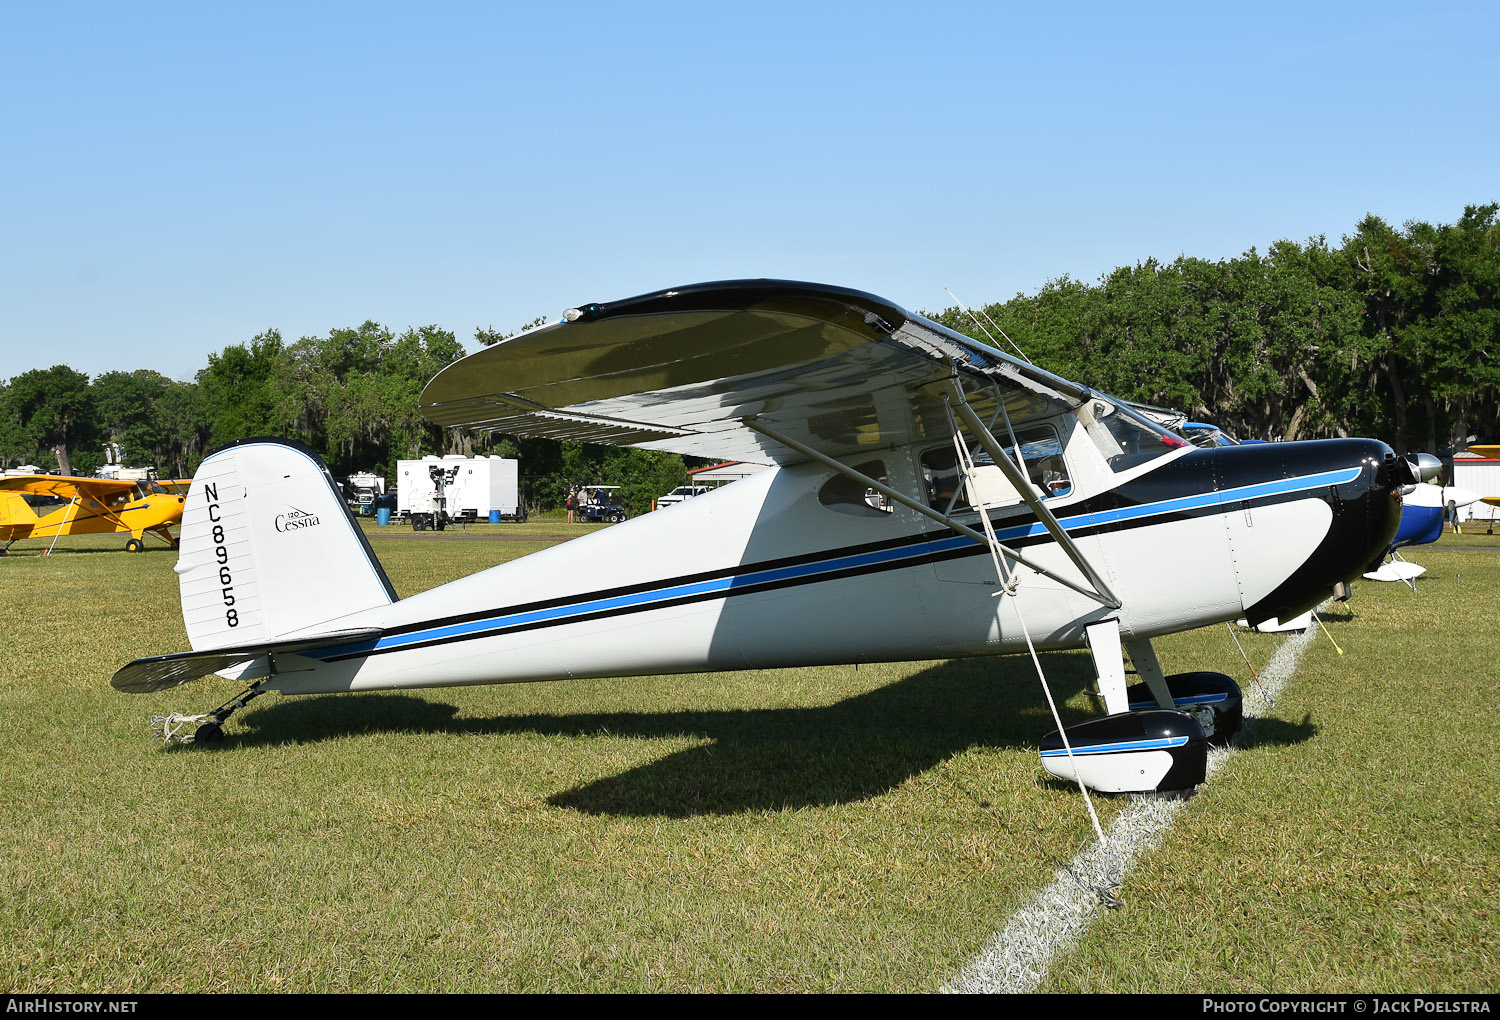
top-left (1086, 619), bottom-right (1130, 714)
top-left (150, 683), bottom-right (267, 745)
top-left (1123, 638), bottom-right (1176, 710)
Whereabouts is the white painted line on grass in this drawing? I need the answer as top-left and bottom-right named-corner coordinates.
top-left (943, 624), bottom-right (1319, 994)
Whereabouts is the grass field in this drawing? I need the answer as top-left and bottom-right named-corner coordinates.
top-left (1, 525), bottom-right (1496, 992)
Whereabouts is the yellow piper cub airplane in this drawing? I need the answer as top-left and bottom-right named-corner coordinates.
top-left (0, 474), bottom-right (187, 554)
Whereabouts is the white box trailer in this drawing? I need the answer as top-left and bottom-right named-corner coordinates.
top-left (397, 456), bottom-right (523, 526)
top-left (448, 456), bottom-right (522, 520)
top-left (1451, 453), bottom-right (1500, 524)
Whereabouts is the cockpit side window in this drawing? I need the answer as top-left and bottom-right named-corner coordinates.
top-left (818, 460), bottom-right (893, 516)
top-left (921, 426), bottom-right (1070, 513)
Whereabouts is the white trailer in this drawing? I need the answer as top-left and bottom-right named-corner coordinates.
top-left (447, 456), bottom-right (522, 521)
top-left (345, 471), bottom-right (386, 515)
top-left (397, 456), bottom-right (523, 527)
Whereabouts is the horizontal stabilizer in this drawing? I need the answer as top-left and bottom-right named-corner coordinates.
top-left (112, 628), bottom-right (381, 694)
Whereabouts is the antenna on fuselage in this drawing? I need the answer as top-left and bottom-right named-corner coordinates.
top-left (945, 287), bottom-right (1032, 365)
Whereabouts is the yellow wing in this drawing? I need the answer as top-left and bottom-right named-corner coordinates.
top-left (0, 474), bottom-right (139, 500)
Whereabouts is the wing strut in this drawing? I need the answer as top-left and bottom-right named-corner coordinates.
top-left (44, 496), bottom-right (81, 557)
top-left (936, 376), bottom-right (1122, 609)
top-left (742, 418), bottom-right (1118, 608)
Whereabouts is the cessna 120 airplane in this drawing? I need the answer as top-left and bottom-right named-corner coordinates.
top-left (113, 280), bottom-right (1407, 794)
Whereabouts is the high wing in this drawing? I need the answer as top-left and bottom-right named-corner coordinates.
top-left (0, 474), bottom-right (139, 500)
top-left (419, 279), bottom-right (1095, 464)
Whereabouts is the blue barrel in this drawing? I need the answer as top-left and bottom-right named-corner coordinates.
top-left (488, 509), bottom-right (501, 523)
top-left (376, 507), bottom-right (391, 526)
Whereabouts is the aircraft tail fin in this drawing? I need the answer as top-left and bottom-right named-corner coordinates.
top-left (0, 492), bottom-right (39, 534)
top-left (175, 438), bottom-right (397, 653)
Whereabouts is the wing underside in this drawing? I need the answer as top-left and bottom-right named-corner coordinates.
top-left (420, 280), bottom-right (1092, 464)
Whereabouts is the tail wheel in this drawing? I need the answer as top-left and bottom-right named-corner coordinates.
top-left (126, 538), bottom-right (144, 552)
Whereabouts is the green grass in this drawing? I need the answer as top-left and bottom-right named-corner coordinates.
top-left (1, 531), bottom-right (1496, 991)
top-left (355, 516), bottom-right (611, 543)
top-left (1045, 536), bottom-right (1500, 993)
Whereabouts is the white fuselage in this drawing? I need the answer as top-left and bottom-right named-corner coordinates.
top-left (265, 419), bottom-right (1351, 697)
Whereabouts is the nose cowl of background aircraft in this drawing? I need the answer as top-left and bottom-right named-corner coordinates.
top-left (1239, 439), bottom-right (1406, 626)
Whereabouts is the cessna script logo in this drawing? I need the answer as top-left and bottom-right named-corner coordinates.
top-left (274, 505), bottom-right (321, 532)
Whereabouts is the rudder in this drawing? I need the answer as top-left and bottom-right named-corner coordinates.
top-left (0, 492), bottom-right (40, 538)
top-left (176, 437), bottom-right (397, 651)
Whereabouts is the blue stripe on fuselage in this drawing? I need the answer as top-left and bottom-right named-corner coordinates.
top-left (927, 465), bottom-right (1359, 556)
top-left (1040, 735), bottom-right (1191, 756)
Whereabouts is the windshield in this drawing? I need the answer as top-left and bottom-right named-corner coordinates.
top-left (1182, 423), bottom-right (1240, 448)
top-left (1081, 398), bottom-right (1189, 472)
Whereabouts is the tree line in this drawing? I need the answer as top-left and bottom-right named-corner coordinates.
top-left (0, 322), bottom-right (691, 517)
top-left (3, 203), bottom-right (1496, 512)
top-left (927, 203), bottom-right (1499, 454)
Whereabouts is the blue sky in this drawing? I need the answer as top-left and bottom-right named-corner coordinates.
top-left (2, 1), bottom-right (1496, 383)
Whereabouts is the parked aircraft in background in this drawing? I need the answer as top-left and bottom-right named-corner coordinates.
top-left (1, 474), bottom-right (186, 554)
top-left (1364, 453), bottom-right (1481, 582)
top-left (114, 280), bottom-right (1406, 795)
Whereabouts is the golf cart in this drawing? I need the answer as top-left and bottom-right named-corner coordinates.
top-left (577, 485), bottom-right (628, 523)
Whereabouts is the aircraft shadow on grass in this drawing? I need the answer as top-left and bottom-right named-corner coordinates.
top-left (4, 544), bottom-right (173, 557)
top-left (192, 651), bottom-right (1316, 817)
top-left (1234, 713), bottom-right (1317, 752)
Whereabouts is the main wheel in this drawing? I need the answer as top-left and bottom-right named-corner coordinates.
top-left (125, 538), bottom-right (144, 552)
top-left (194, 722), bottom-right (224, 744)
